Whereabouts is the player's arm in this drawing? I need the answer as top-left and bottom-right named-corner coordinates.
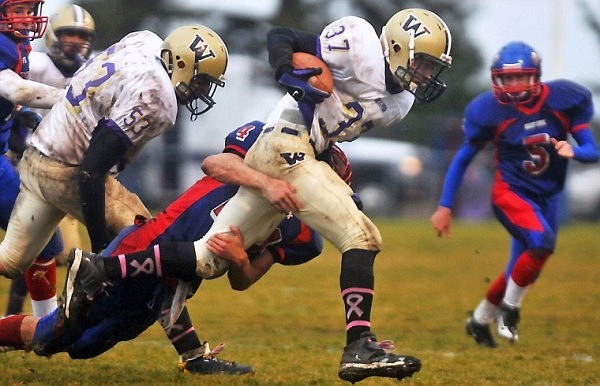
top-left (202, 152), bottom-right (301, 213)
top-left (267, 26), bottom-right (329, 104)
top-left (430, 141), bottom-right (481, 237)
top-left (79, 118), bottom-right (132, 252)
top-left (0, 69), bottom-right (66, 108)
top-left (267, 26), bottom-right (318, 79)
top-left (551, 129), bottom-right (599, 162)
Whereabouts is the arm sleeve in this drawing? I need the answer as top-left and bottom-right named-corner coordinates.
top-left (571, 128), bottom-right (599, 163)
top-left (438, 141), bottom-right (482, 208)
top-left (267, 26), bottom-right (319, 79)
top-left (0, 69), bottom-right (66, 108)
top-left (78, 118), bottom-right (132, 252)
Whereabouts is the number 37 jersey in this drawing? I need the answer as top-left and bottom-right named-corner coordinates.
top-left (30, 30), bottom-right (178, 166)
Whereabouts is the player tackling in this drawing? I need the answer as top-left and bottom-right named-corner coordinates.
top-left (63, 8), bottom-right (453, 383)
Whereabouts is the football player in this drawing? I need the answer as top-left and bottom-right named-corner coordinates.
top-left (0, 25), bottom-right (227, 295)
top-left (4, 4), bottom-right (96, 318)
top-left (431, 41), bottom-right (599, 347)
top-left (0, 0), bottom-right (66, 318)
top-left (64, 8), bottom-right (453, 383)
top-left (0, 121), bottom-right (354, 375)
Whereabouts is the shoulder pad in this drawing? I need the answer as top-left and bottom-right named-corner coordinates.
top-left (544, 79), bottom-right (593, 112)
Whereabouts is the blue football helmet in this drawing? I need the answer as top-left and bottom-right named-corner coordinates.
top-left (491, 41), bottom-right (542, 104)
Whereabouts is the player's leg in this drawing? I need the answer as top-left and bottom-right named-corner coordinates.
top-left (161, 306), bottom-right (254, 375)
top-left (283, 155), bottom-right (420, 381)
top-left (4, 274), bottom-right (27, 315)
top-left (466, 238), bottom-right (523, 348)
top-left (0, 314), bottom-right (39, 351)
top-left (103, 175), bottom-right (152, 236)
top-left (0, 184), bottom-right (65, 279)
top-left (0, 157), bottom-right (28, 316)
top-left (491, 188), bottom-right (558, 342)
top-left (245, 121), bottom-right (420, 382)
top-left (56, 215), bottom-right (84, 266)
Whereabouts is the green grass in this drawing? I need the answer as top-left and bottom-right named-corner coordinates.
top-left (0, 219), bottom-right (598, 385)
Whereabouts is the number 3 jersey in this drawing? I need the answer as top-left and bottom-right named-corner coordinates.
top-left (30, 30), bottom-right (178, 166)
top-left (463, 79), bottom-right (595, 196)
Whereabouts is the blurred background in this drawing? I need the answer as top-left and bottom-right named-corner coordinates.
top-left (36, 0), bottom-right (600, 221)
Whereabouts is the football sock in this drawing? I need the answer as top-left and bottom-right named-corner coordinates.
top-left (103, 242), bottom-right (198, 281)
top-left (486, 272), bottom-right (507, 305)
top-left (0, 314), bottom-right (27, 348)
top-left (510, 250), bottom-right (550, 286)
top-left (473, 299), bottom-right (498, 325)
top-left (340, 249), bottom-right (376, 344)
top-left (503, 250), bottom-right (550, 307)
top-left (164, 307), bottom-right (203, 361)
top-left (25, 258), bottom-right (57, 317)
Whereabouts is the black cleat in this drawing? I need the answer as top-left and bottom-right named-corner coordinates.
top-left (178, 342), bottom-right (254, 375)
top-left (338, 331), bottom-right (421, 383)
top-left (466, 316), bottom-right (498, 348)
top-left (58, 249), bottom-right (107, 327)
top-left (496, 302), bottom-right (520, 342)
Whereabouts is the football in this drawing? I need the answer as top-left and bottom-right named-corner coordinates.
top-left (291, 52), bottom-right (334, 94)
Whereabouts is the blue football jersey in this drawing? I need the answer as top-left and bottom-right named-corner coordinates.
top-left (463, 79), bottom-right (594, 195)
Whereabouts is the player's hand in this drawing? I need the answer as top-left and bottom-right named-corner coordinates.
top-left (431, 206), bottom-right (452, 238)
top-left (260, 176), bottom-right (302, 214)
top-left (15, 107), bottom-right (42, 131)
top-left (551, 138), bottom-right (575, 159)
top-left (277, 67), bottom-right (330, 104)
top-left (207, 226), bottom-right (249, 268)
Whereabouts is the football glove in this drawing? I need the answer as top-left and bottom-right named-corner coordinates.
top-left (15, 107), bottom-right (43, 131)
top-left (277, 67), bottom-right (330, 104)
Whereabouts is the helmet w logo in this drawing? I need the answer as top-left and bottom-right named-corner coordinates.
top-left (190, 34), bottom-right (216, 61)
top-left (402, 15), bottom-right (431, 38)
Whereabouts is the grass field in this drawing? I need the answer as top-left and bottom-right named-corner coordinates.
top-left (0, 219), bottom-right (598, 385)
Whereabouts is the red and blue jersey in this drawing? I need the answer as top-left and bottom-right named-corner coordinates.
top-left (0, 32), bottom-right (31, 154)
top-left (440, 79), bottom-right (598, 208)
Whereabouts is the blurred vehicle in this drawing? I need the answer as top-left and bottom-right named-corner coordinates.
top-left (338, 138), bottom-right (437, 216)
top-left (566, 163), bottom-right (600, 220)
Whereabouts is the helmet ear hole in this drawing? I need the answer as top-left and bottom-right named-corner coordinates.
top-left (392, 42), bottom-right (401, 54)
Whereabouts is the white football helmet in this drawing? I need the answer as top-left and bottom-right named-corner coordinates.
top-left (44, 4), bottom-right (95, 72)
top-left (381, 8), bottom-right (452, 102)
top-left (160, 24), bottom-right (228, 119)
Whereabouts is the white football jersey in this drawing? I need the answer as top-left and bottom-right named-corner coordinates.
top-left (28, 51), bottom-right (73, 117)
top-left (28, 51), bottom-right (72, 89)
top-left (30, 30), bottom-right (178, 166)
top-left (266, 16), bottom-right (414, 154)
